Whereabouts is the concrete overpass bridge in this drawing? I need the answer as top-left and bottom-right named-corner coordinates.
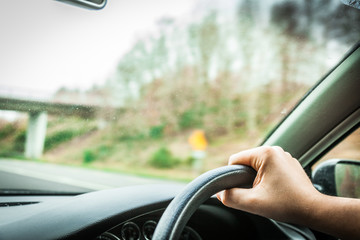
top-left (0, 89), bottom-right (111, 159)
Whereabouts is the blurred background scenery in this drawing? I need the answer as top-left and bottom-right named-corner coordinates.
top-left (0, 0), bottom-right (359, 181)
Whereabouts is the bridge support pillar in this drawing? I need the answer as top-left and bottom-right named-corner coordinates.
top-left (25, 111), bottom-right (47, 159)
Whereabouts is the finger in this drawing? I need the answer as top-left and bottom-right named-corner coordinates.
top-left (229, 147), bottom-right (259, 167)
top-left (216, 191), bottom-right (224, 202)
top-left (219, 188), bottom-right (258, 213)
top-left (228, 146), bottom-right (270, 170)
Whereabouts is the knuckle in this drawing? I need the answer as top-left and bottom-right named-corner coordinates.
top-left (260, 146), bottom-right (275, 156)
top-left (272, 145), bottom-right (284, 151)
top-left (285, 151), bottom-right (292, 158)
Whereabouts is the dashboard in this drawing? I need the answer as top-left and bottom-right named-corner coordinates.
top-left (96, 209), bottom-right (204, 240)
top-left (0, 184), bottom-right (313, 240)
top-left (95, 203), bottom-right (263, 240)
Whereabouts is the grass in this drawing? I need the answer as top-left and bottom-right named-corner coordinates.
top-left (41, 125), bottom-right (257, 181)
top-left (45, 117), bottom-right (97, 151)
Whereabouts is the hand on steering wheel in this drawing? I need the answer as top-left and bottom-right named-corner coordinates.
top-left (152, 146), bottom-right (316, 240)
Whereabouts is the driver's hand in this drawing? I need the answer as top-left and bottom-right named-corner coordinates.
top-left (216, 146), bottom-right (321, 224)
top-left (217, 146), bottom-right (360, 239)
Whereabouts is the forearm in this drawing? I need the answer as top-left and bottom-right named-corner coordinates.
top-left (224, 147), bottom-right (360, 239)
top-left (300, 194), bottom-right (360, 240)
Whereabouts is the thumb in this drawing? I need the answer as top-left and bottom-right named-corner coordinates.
top-left (218, 187), bottom-right (258, 213)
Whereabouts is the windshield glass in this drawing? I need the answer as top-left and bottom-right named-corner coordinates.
top-left (0, 0), bottom-right (359, 193)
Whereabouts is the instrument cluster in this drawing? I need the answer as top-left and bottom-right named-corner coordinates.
top-left (96, 211), bottom-right (202, 240)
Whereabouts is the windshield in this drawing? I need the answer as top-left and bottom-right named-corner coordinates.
top-left (0, 0), bottom-right (359, 193)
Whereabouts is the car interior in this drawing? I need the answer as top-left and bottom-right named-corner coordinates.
top-left (0, 0), bottom-right (359, 240)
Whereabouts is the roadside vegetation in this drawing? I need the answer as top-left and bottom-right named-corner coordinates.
top-left (0, 120), bottom-right (26, 158)
top-left (1, 0), bottom-right (359, 181)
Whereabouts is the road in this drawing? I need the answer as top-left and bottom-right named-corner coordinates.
top-left (0, 159), bottom-right (185, 193)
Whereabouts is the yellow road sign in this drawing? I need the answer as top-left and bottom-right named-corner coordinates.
top-left (188, 130), bottom-right (208, 150)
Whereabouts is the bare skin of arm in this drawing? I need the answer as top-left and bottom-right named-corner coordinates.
top-left (216, 146), bottom-right (360, 240)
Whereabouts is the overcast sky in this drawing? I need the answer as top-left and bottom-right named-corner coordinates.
top-left (0, 0), bottom-right (195, 97)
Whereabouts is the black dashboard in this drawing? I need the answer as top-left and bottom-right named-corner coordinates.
top-left (0, 184), bottom-right (313, 240)
top-left (95, 200), bottom-right (287, 240)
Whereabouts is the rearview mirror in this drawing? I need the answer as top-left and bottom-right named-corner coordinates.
top-left (55, 0), bottom-right (107, 10)
top-left (312, 159), bottom-right (360, 198)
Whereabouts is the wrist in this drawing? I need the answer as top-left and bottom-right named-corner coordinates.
top-left (299, 193), bottom-right (360, 239)
top-left (291, 190), bottom-right (325, 227)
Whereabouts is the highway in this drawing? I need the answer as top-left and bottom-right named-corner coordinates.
top-left (0, 159), bottom-right (185, 193)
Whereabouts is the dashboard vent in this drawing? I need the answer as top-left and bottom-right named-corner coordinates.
top-left (0, 202), bottom-right (39, 207)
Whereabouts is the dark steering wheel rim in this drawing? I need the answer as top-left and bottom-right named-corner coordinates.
top-left (152, 165), bottom-right (255, 240)
top-left (152, 165), bottom-right (316, 240)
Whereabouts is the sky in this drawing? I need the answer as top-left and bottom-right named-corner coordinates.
top-left (0, 0), bottom-right (195, 98)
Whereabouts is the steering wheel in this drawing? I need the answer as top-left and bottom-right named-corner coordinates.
top-left (152, 165), bottom-right (316, 240)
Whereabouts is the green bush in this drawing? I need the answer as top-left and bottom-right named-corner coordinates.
top-left (13, 130), bottom-right (26, 153)
top-left (82, 145), bottom-right (112, 164)
top-left (44, 130), bottom-right (78, 151)
top-left (0, 124), bottom-right (16, 139)
top-left (149, 124), bottom-right (165, 139)
top-left (83, 149), bottom-right (97, 164)
top-left (0, 126), bottom-right (25, 157)
top-left (178, 109), bottom-right (203, 130)
top-left (149, 147), bottom-right (179, 168)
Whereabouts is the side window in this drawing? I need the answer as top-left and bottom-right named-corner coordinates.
top-left (312, 127), bottom-right (360, 198)
top-left (315, 128), bottom-right (360, 165)
top-left (319, 127), bottom-right (360, 162)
